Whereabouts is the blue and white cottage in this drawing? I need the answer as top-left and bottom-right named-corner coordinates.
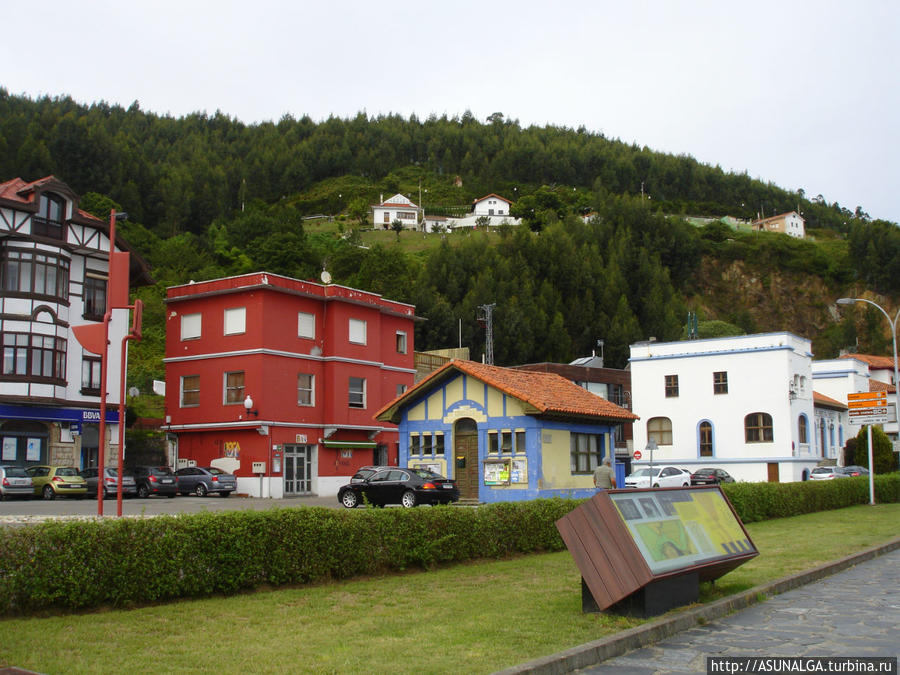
top-left (376, 360), bottom-right (637, 503)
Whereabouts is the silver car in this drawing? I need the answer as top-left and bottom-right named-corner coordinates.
top-left (79, 467), bottom-right (138, 498)
top-left (0, 465), bottom-right (33, 500)
top-left (175, 466), bottom-right (237, 497)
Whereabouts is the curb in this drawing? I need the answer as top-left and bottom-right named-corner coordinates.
top-left (495, 537), bottom-right (900, 675)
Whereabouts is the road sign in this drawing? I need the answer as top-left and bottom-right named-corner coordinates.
top-left (848, 391), bottom-right (890, 425)
top-left (633, 450), bottom-right (642, 460)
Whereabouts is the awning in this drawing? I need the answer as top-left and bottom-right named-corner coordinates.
top-left (322, 440), bottom-right (377, 449)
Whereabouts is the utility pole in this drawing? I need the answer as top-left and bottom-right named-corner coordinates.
top-left (477, 303), bottom-right (496, 365)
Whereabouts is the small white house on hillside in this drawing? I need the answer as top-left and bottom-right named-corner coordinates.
top-left (750, 211), bottom-right (805, 238)
top-left (473, 194), bottom-right (512, 216)
top-left (372, 194), bottom-right (419, 230)
top-left (629, 332), bottom-right (820, 483)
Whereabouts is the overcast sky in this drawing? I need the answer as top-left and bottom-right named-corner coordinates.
top-left (4, 0), bottom-right (898, 222)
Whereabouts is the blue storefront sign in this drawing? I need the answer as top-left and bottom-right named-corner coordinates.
top-left (0, 404), bottom-right (118, 425)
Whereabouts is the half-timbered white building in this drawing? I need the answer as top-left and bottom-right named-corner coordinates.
top-left (0, 176), bottom-right (150, 469)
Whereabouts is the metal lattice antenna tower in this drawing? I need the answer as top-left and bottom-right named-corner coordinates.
top-left (477, 303), bottom-right (496, 365)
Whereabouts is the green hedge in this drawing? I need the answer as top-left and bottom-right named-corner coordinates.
top-left (1, 475), bottom-right (898, 615)
top-left (721, 474), bottom-right (900, 523)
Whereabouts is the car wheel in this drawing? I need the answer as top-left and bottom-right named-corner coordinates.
top-left (682, 482), bottom-right (689, 487)
top-left (340, 491), bottom-right (359, 508)
top-left (401, 490), bottom-right (417, 508)
top-left (42, 485), bottom-right (55, 500)
top-left (195, 483), bottom-right (208, 497)
top-left (137, 484), bottom-right (149, 499)
top-left (652, 483), bottom-right (660, 488)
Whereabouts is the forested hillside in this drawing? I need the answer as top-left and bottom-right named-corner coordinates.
top-left (2, 90), bottom-right (898, 392)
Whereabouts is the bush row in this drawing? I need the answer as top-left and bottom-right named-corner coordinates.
top-left (0, 475), bottom-right (897, 615)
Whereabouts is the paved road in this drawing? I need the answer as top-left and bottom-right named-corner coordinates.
top-left (0, 493), bottom-right (339, 522)
top-left (578, 548), bottom-right (900, 673)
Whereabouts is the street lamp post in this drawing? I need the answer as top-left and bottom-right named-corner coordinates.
top-left (836, 297), bottom-right (900, 504)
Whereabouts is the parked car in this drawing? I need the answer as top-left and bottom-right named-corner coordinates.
top-left (79, 467), bottom-right (137, 498)
top-left (0, 465), bottom-right (33, 500)
top-left (690, 467), bottom-right (735, 486)
top-left (25, 465), bottom-right (87, 499)
top-left (838, 465), bottom-right (870, 477)
top-left (338, 466), bottom-right (459, 508)
top-left (175, 466), bottom-right (237, 497)
top-left (131, 466), bottom-right (178, 498)
top-left (809, 466), bottom-right (848, 480)
top-left (624, 466), bottom-right (692, 489)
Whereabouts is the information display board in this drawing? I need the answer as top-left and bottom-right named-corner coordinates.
top-left (609, 488), bottom-right (756, 575)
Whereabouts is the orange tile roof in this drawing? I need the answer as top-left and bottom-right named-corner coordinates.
top-left (868, 379), bottom-right (896, 394)
top-left (376, 359), bottom-right (637, 424)
top-left (841, 353), bottom-right (896, 370)
top-left (813, 391), bottom-right (847, 409)
top-left (473, 193), bottom-right (512, 204)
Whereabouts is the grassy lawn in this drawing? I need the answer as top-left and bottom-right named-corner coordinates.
top-left (1, 504), bottom-right (898, 674)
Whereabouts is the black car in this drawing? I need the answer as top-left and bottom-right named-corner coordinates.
top-left (131, 466), bottom-right (178, 498)
top-left (175, 466), bottom-right (237, 497)
top-left (690, 467), bottom-right (735, 486)
top-left (338, 466), bottom-right (459, 508)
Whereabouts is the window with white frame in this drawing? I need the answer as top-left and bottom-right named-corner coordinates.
top-left (298, 312), bottom-right (315, 339)
top-left (396, 331), bottom-right (407, 354)
top-left (180, 374), bottom-right (200, 407)
top-left (396, 383), bottom-right (407, 397)
top-left (349, 318), bottom-right (367, 344)
top-left (224, 371), bottom-right (245, 404)
top-left (81, 356), bottom-right (102, 394)
top-left (223, 307), bottom-right (246, 335)
top-left (349, 377), bottom-right (366, 408)
top-left (297, 373), bottom-right (314, 406)
top-left (570, 433), bottom-right (604, 473)
top-left (181, 313), bottom-right (201, 340)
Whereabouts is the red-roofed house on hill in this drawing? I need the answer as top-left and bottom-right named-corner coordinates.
top-left (376, 359), bottom-right (637, 503)
top-left (162, 273), bottom-right (418, 498)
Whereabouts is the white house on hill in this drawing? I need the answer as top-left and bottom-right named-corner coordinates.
top-left (371, 194), bottom-right (419, 230)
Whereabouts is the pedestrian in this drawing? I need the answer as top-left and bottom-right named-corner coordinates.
top-left (593, 456), bottom-right (616, 491)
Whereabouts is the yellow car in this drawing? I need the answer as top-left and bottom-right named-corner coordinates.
top-left (26, 465), bottom-right (87, 499)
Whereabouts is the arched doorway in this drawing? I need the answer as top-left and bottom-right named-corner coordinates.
top-left (453, 418), bottom-right (479, 500)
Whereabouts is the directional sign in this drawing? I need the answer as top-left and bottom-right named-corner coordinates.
top-left (848, 391), bottom-right (890, 425)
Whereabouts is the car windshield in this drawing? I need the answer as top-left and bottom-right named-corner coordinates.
top-left (812, 467), bottom-right (832, 474)
top-left (150, 467), bottom-right (173, 475)
top-left (411, 468), bottom-right (444, 479)
top-left (3, 467), bottom-right (27, 477)
top-left (629, 469), bottom-right (652, 478)
top-left (207, 467), bottom-right (224, 475)
top-left (56, 467), bottom-right (79, 476)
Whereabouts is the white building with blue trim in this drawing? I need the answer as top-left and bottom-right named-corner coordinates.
top-left (629, 332), bottom-right (825, 483)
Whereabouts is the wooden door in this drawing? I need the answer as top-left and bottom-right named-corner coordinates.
top-left (767, 462), bottom-right (780, 482)
top-left (454, 430), bottom-right (480, 500)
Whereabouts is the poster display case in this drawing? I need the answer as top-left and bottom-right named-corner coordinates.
top-left (556, 486), bottom-right (757, 615)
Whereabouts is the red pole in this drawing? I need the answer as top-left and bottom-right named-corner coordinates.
top-left (96, 209), bottom-right (117, 516)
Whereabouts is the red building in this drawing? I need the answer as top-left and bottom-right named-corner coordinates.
top-left (163, 272), bottom-right (417, 498)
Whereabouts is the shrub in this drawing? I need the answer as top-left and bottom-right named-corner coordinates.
top-left (1, 478), bottom-right (897, 615)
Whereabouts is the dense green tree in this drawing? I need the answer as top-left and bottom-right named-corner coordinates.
top-left (854, 425), bottom-right (898, 474)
